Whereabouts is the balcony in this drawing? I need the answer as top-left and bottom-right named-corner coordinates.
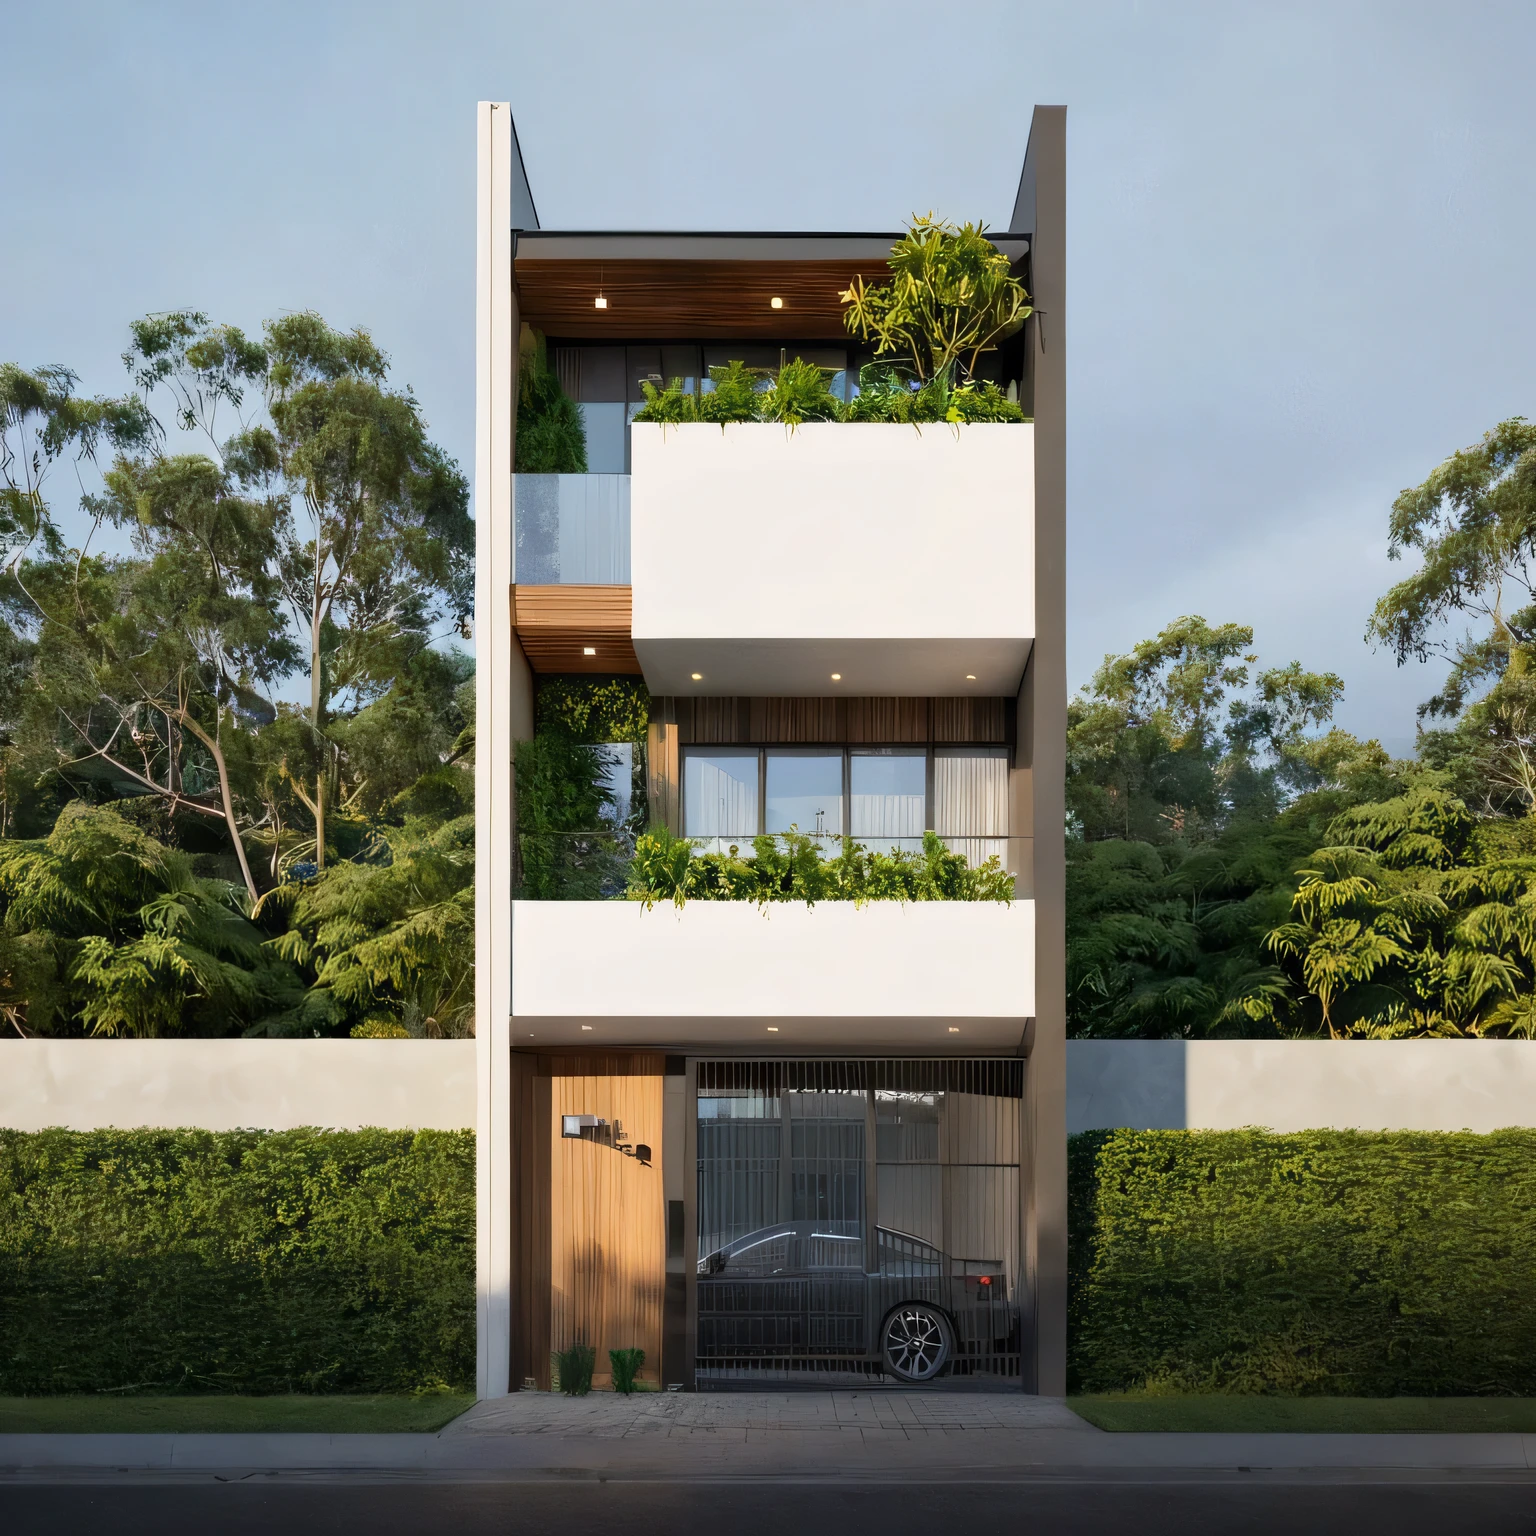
top-left (509, 897), bottom-right (1035, 1051)
top-left (629, 422), bottom-right (1034, 697)
top-left (513, 473), bottom-right (630, 584)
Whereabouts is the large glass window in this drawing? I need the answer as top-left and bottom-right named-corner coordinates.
top-left (683, 749), bottom-right (758, 848)
top-left (766, 751), bottom-right (843, 845)
top-left (680, 744), bottom-right (1010, 862)
top-left (850, 750), bottom-right (927, 853)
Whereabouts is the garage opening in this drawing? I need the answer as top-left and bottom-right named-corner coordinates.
top-left (694, 1059), bottom-right (1023, 1387)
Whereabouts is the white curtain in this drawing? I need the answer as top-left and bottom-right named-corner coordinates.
top-left (933, 748), bottom-right (1009, 869)
top-left (684, 753), bottom-right (758, 848)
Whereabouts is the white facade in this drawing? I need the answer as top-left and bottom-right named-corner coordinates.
top-left (630, 423), bottom-right (1035, 696)
top-left (510, 899), bottom-right (1035, 1050)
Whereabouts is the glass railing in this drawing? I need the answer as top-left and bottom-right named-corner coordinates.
top-left (513, 473), bottom-right (631, 584)
top-left (515, 830), bottom-right (1034, 900)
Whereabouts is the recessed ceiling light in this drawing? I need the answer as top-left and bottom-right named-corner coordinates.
top-left (965, 674), bottom-right (976, 681)
top-left (594, 294), bottom-right (608, 309)
top-left (691, 672), bottom-right (703, 681)
top-left (948, 1027), bottom-right (960, 1033)
top-left (770, 297), bottom-right (783, 310)
top-left (582, 646), bottom-right (596, 656)
top-left (767, 1026), bottom-right (779, 1032)
top-left (830, 673), bottom-right (842, 681)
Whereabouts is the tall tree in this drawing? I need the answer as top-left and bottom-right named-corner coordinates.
top-left (122, 312), bottom-right (473, 870)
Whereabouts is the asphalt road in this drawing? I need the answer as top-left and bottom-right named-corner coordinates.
top-left (4, 1477), bottom-right (1536, 1535)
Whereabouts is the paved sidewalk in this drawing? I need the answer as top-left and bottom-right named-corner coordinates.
top-left (2, 1391), bottom-right (1535, 1482)
top-left (447, 1389), bottom-right (1089, 1438)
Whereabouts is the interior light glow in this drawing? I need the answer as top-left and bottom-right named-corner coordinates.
top-left (594, 294), bottom-right (608, 309)
top-left (830, 673), bottom-right (842, 681)
top-left (691, 672), bottom-right (703, 681)
top-left (582, 646), bottom-right (596, 656)
top-left (965, 674), bottom-right (977, 681)
top-left (581, 1025), bottom-right (593, 1031)
top-left (948, 1027), bottom-right (960, 1033)
top-left (770, 296), bottom-right (783, 309)
top-left (766, 1026), bottom-right (779, 1032)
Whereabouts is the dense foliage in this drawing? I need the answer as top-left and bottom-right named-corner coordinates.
top-left (627, 826), bottom-right (1015, 906)
top-left (1069, 1128), bottom-right (1536, 1395)
top-left (0, 1128), bottom-right (474, 1394)
top-left (514, 328), bottom-right (587, 473)
top-left (633, 360), bottom-right (1025, 427)
top-left (0, 317), bottom-right (475, 1037)
top-left (1069, 419), bottom-right (1536, 1042)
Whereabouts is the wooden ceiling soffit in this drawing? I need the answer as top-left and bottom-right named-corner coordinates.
top-left (511, 584), bottom-right (640, 675)
top-left (513, 259), bottom-right (894, 340)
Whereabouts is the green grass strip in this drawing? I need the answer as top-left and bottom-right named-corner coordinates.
top-left (0, 1393), bottom-right (476, 1435)
top-left (1070, 1394), bottom-right (1536, 1434)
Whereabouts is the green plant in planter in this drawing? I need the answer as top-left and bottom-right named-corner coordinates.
top-left (627, 827), bottom-right (1015, 906)
top-left (609, 1347), bottom-right (645, 1394)
top-left (759, 358), bottom-right (842, 425)
top-left (552, 1341), bottom-right (595, 1396)
top-left (842, 214), bottom-right (1031, 385)
top-left (632, 376), bottom-right (699, 424)
top-left (628, 825), bottom-right (699, 906)
top-left (700, 359), bottom-right (767, 423)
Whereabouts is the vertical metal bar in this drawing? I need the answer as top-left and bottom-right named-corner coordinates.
top-left (864, 1085), bottom-right (878, 1272)
top-left (683, 1057), bottom-right (698, 1390)
top-left (778, 1061), bottom-right (793, 1221)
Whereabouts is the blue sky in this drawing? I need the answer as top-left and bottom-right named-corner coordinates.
top-left (4, 0), bottom-right (1535, 752)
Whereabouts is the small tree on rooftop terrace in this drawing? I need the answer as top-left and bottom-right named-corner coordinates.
top-left (840, 215), bottom-right (1032, 384)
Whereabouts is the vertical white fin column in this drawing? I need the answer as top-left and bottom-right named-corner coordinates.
top-left (474, 99), bottom-right (515, 1401)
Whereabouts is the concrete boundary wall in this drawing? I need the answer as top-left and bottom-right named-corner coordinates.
top-left (0, 1040), bottom-right (475, 1132)
top-left (1068, 1039), bottom-right (1536, 1134)
top-left (6, 1038), bottom-right (1534, 1137)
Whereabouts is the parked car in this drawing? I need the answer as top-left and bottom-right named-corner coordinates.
top-left (697, 1221), bottom-right (1016, 1381)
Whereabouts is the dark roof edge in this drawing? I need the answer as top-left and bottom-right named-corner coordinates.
top-left (508, 113), bottom-right (539, 231)
top-left (514, 229), bottom-right (907, 240)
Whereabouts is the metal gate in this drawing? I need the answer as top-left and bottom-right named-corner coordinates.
top-left (695, 1059), bottom-right (1023, 1386)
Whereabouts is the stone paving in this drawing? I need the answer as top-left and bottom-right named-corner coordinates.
top-left (445, 1389), bottom-right (1091, 1439)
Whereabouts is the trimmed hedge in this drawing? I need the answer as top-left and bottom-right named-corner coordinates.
top-left (0, 1128), bottom-right (474, 1395)
top-left (1069, 1128), bottom-right (1536, 1396)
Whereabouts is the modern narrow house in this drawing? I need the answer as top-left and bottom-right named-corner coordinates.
top-left (474, 103), bottom-right (1066, 1396)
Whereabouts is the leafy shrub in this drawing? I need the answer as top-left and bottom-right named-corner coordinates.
top-left (699, 359), bottom-right (765, 423)
top-left (0, 1128), bottom-right (474, 1395)
top-left (0, 804), bottom-right (299, 1039)
top-left (841, 213), bottom-right (1031, 384)
top-left (627, 827), bottom-right (1015, 906)
top-left (609, 1346), bottom-right (645, 1394)
top-left (1069, 1128), bottom-right (1536, 1396)
top-left (553, 1341), bottom-right (595, 1396)
top-left (515, 330), bottom-right (586, 473)
top-left (758, 358), bottom-right (842, 425)
top-left (633, 357), bottom-right (1024, 428)
top-left (514, 735), bottom-right (620, 900)
top-left (535, 677), bottom-right (650, 746)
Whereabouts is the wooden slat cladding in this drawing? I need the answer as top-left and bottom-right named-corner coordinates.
top-left (548, 1067), bottom-right (665, 1390)
top-left (511, 584), bottom-right (642, 675)
top-left (667, 695), bottom-right (1010, 746)
top-left (514, 258), bottom-right (893, 341)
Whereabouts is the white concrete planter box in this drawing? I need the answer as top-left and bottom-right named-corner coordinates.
top-left (629, 422), bottom-right (1034, 696)
top-left (510, 898), bottom-right (1034, 1051)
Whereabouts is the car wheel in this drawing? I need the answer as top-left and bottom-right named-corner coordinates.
top-left (882, 1304), bottom-right (952, 1382)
